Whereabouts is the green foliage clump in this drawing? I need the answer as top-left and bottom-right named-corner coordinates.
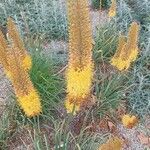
top-left (94, 21), bottom-right (118, 63)
top-left (91, 0), bottom-right (110, 10)
top-left (95, 72), bottom-right (128, 117)
top-left (127, 44), bottom-right (150, 118)
top-left (30, 52), bottom-right (64, 115)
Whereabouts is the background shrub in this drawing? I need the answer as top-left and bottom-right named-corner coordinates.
top-left (91, 0), bottom-right (110, 10)
top-left (0, 0), bottom-right (68, 40)
top-left (117, 0), bottom-right (150, 118)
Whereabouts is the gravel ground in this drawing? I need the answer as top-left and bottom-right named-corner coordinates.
top-left (118, 124), bottom-right (146, 150)
top-left (0, 66), bottom-right (12, 117)
top-left (91, 10), bottom-right (108, 35)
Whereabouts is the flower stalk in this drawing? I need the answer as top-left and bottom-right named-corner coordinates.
top-left (65, 0), bottom-right (93, 114)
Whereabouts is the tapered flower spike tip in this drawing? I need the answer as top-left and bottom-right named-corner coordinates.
top-left (7, 17), bottom-right (25, 54)
top-left (127, 22), bottom-right (140, 49)
top-left (7, 17), bottom-right (32, 71)
top-left (65, 0), bottom-right (93, 114)
top-left (111, 34), bottom-right (127, 67)
top-left (126, 21), bottom-right (140, 62)
top-left (108, 0), bottom-right (117, 18)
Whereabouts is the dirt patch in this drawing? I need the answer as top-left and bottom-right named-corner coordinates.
top-left (42, 40), bottom-right (68, 63)
top-left (118, 124), bottom-right (146, 150)
top-left (0, 66), bottom-right (11, 99)
top-left (0, 98), bottom-right (7, 117)
top-left (7, 126), bottom-right (34, 150)
top-left (0, 66), bottom-right (12, 118)
top-left (90, 10), bottom-right (108, 35)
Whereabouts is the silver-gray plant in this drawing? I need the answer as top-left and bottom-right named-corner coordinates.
top-left (0, 0), bottom-right (68, 40)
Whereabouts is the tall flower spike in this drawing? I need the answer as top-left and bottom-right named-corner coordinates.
top-left (7, 47), bottom-right (42, 117)
top-left (108, 0), bottom-right (117, 18)
top-left (65, 0), bottom-right (93, 114)
top-left (7, 18), bottom-right (32, 70)
top-left (125, 22), bottom-right (140, 62)
top-left (116, 22), bottom-right (140, 70)
top-left (111, 22), bottom-right (140, 71)
top-left (111, 35), bottom-right (127, 67)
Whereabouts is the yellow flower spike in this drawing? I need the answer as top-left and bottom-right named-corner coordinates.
top-left (111, 22), bottom-right (140, 71)
top-left (0, 18), bottom-right (40, 117)
top-left (122, 114), bottom-right (138, 129)
top-left (66, 0), bottom-right (93, 114)
top-left (119, 22), bottom-right (140, 70)
top-left (99, 136), bottom-right (123, 150)
top-left (7, 48), bottom-right (42, 117)
top-left (111, 35), bottom-right (127, 68)
top-left (65, 63), bottom-right (93, 114)
top-left (108, 0), bottom-right (117, 18)
top-left (126, 22), bottom-right (140, 62)
top-left (22, 54), bottom-right (32, 70)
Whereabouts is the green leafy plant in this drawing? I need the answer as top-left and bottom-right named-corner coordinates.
top-left (94, 21), bottom-right (118, 63)
top-left (91, 0), bottom-right (110, 10)
top-left (95, 71), bottom-right (128, 117)
top-left (30, 51), bottom-right (65, 116)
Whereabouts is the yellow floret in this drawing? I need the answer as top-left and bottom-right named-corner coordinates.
top-left (99, 136), bottom-right (123, 150)
top-left (66, 63), bottom-right (93, 98)
top-left (108, 0), bottom-right (117, 18)
top-left (17, 89), bottom-right (42, 117)
top-left (109, 11), bottom-right (116, 18)
top-left (65, 63), bottom-right (93, 114)
top-left (111, 57), bottom-right (131, 71)
top-left (129, 48), bottom-right (138, 62)
top-left (116, 58), bottom-right (131, 71)
top-left (22, 54), bottom-right (32, 70)
top-left (4, 69), bottom-right (12, 80)
top-left (111, 57), bottom-right (117, 66)
top-left (122, 114), bottom-right (138, 128)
